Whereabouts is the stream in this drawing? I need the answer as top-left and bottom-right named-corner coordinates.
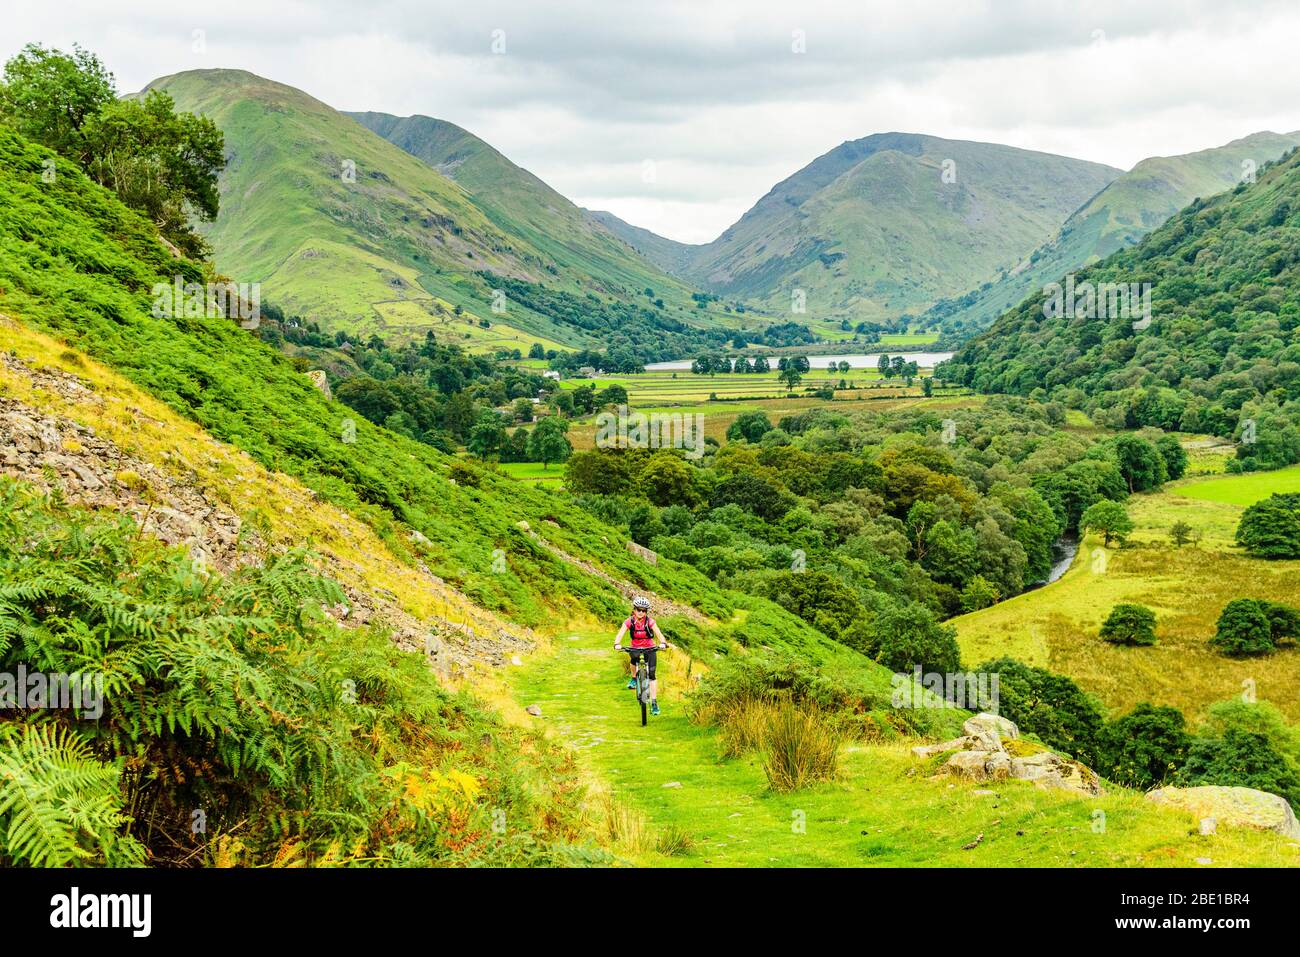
top-left (1030, 533), bottom-right (1079, 590)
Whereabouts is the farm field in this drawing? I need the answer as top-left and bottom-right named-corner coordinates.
top-left (421, 314), bottom-right (572, 356)
top-left (1174, 463), bottom-right (1300, 504)
top-left (560, 367), bottom-right (931, 403)
top-left (566, 391), bottom-right (984, 450)
top-left (951, 468), bottom-right (1300, 725)
top-left (797, 322), bottom-right (941, 346)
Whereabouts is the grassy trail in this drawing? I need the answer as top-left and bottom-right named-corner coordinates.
top-left (508, 629), bottom-right (1299, 867)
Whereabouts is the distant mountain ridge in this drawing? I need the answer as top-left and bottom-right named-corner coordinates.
top-left (589, 133), bottom-right (1121, 325)
top-left (583, 208), bottom-right (698, 275)
top-left (144, 70), bottom-right (736, 357)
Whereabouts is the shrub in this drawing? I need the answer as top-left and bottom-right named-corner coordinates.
top-left (979, 657), bottom-right (1106, 766)
top-left (1098, 704), bottom-right (1190, 788)
top-left (868, 603), bottom-right (962, 675)
top-left (1235, 493), bottom-right (1300, 559)
top-left (1100, 603), bottom-right (1158, 646)
top-left (1179, 729), bottom-right (1300, 812)
top-left (1264, 601), bottom-right (1300, 645)
top-left (1211, 599), bottom-right (1277, 656)
top-left (688, 653), bottom-right (870, 724)
top-left (447, 460), bottom-right (481, 487)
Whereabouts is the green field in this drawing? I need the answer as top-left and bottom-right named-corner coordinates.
top-left (566, 392), bottom-right (983, 451)
top-left (1174, 464), bottom-right (1300, 504)
top-left (562, 367), bottom-right (932, 404)
top-left (498, 461), bottom-right (567, 486)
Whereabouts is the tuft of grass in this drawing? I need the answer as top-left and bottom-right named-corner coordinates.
top-left (716, 697), bottom-right (779, 759)
top-left (602, 796), bottom-right (653, 856)
top-left (654, 823), bottom-right (696, 857)
top-left (761, 703), bottom-right (842, 793)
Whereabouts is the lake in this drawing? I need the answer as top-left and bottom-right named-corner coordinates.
top-left (644, 351), bottom-right (954, 372)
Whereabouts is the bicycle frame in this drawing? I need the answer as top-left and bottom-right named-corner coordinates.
top-left (624, 647), bottom-right (653, 725)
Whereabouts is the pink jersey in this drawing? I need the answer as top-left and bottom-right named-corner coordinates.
top-left (624, 615), bottom-right (658, 648)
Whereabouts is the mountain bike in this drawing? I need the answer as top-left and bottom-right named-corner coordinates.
top-left (618, 645), bottom-right (666, 726)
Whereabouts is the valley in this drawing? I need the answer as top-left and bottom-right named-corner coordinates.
top-left (2, 31), bottom-right (1300, 879)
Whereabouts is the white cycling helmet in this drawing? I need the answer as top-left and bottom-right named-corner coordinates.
top-left (632, 596), bottom-right (651, 611)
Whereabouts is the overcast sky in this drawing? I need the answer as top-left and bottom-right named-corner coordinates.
top-left (6, 1), bottom-right (1300, 243)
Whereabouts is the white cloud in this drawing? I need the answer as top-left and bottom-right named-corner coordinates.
top-left (4, 0), bottom-right (1299, 242)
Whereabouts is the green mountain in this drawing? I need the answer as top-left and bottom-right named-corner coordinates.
top-left (941, 143), bottom-right (1300, 472)
top-left (593, 133), bottom-right (1121, 326)
top-left (0, 117), bottom-right (812, 864)
top-left (926, 131), bottom-right (1300, 338)
top-left (347, 111), bottom-right (703, 305)
top-left (143, 70), bottom-right (737, 359)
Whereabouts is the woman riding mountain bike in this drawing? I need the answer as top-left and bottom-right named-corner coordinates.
top-left (613, 596), bottom-right (672, 716)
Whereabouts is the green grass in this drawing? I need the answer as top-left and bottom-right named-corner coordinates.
top-left (509, 629), bottom-right (1299, 866)
top-left (498, 461), bottom-right (567, 485)
top-left (1174, 464), bottom-right (1300, 505)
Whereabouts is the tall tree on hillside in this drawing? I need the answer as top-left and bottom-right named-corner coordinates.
top-left (1080, 500), bottom-right (1134, 547)
top-left (0, 43), bottom-right (113, 160)
top-left (1, 44), bottom-right (225, 257)
top-left (528, 417), bottom-right (571, 470)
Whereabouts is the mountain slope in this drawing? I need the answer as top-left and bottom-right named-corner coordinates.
top-left (600, 133), bottom-right (1120, 325)
top-left (926, 131), bottom-right (1300, 337)
top-left (941, 143), bottom-right (1300, 471)
top-left (583, 207), bottom-right (697, 275)
top-left (144, 70), bottom-right (735, 357)
top-left (347, 111), bottom-right (703, 306)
